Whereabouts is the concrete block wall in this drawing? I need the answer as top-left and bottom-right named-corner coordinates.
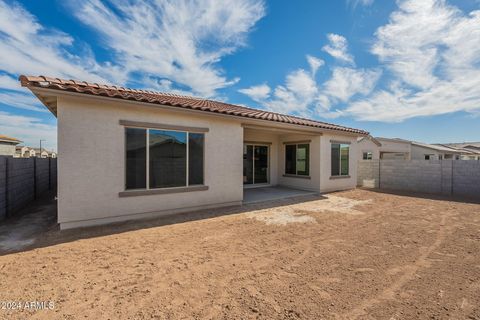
top-left (0, 156), bottom-right (57, 220)
top-left (357, 159), bottom-right (480, 198)
top-left (357, 160), bottom-right (380, 188)
top-left (380, 160), bottom-right (443, 194)
top-left (453, 161), bottom-right (480, 197)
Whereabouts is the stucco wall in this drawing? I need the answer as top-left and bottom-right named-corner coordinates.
top-left (357, 139), bottom-right (380, 160)
top-left (57, 96), bottom-right (244, 229)
top-left (319, 133), bottom-right (358, 193)
top-left (410, 145), bottom-right (459, 160)
top-left (277, 134), bottom-right (321, 192)
top-left (0, 144), bottom-right (15, 156)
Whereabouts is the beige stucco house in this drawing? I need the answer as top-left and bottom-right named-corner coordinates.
top-left (0, 135), bottom-right (22, 156)
top-left (357, 136), bottom-right (411, 160)
top-left (15, 145), bottom-right (36, 158)
top-left (21, 75), bottom-right (368, 229)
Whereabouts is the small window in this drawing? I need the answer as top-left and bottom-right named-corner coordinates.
top-left (425, 154), bottom-right (431, 160)
top-left (362, 151), bottom-right (373, 160)
top-left (285, 143), bottom-right (310, 176)
top-left (331, 143), bottom-right (349, 176)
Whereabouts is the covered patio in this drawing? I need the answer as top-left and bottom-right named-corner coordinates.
top-left (243, 186), bottom-right (318, 204)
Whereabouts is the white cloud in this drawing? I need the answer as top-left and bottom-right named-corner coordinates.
top-left (238, 45), bottom-right (380, 118)
top-left (323, 67), bottom-right (381, 103)
top-left (347, 0), bottom-right (480, 121)
top-left (238, 84), bottom-right (271, 102)
top-left (347, 0), bottom-right (374, 9)
top-left (322, 33), bottom-right (355, 64)
top-left (0, 0), bottom-right (123, 86)
top-left (0, 111), bottom-right (57, 151)
top-left (306, 55), bottom-right (324, 76)
top-left (264, 64), bottom-right (320, 116)
top-left (71, 0), bottom-right (265, 97)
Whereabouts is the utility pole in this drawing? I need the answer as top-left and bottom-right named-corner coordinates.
top-left (39, 139), bottom-right (46, 158)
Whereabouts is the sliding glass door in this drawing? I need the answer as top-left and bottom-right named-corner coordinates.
top-left (243, 144), bottom-right (269, 185)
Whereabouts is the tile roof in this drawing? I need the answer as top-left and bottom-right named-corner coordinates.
top-left (19, 75), bottom-right (368, 135)
top-left (0, 134), bottom-right (22, 143)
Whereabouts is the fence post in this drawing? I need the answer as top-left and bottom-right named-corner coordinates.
top-left (451, 160), bottom-right (454, 196)
top-left (48, 157), bottom-right (51, 190)
top-left (4, 157), bottom-right (8, 218)
top-left (33, 157), bottom-right (37, 200)
top-left (378, 159), bottom-right (381, 189)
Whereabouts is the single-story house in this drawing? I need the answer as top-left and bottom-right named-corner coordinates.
top-left (410, 141), bottom-right (462, 160)
top-left (32, 148), bottom-right (50, 158)
top-left (438, 142), bottom-right (480, 160)
top-left (0, 135), bottom-right (22, 156)
top-left (20, 75), bottom-right (368, 229)
top-left (357, 136), bottom-right (411, 160)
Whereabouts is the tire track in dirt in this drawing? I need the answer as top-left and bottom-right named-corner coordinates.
top-left (341, 214), bottom-right (455, 319)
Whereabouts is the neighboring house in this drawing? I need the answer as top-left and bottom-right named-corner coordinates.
top-left (14, 146), bottom-right (57, 158)
top-left (32, 148), bottom-right (50, 158)
top-left (410, 141), bottom-right (461, 160)
top-left (15, 146), bottom-right (36, 158)
top-left (21, 75), bottom-right (368, 229)
top-left (438, 142), bottom-right (480, 160)
top-left (357, 136), bottom-right (411, 160)
top-left (0, 135), bottom-right (22, 156)
top-left (358, 137), bottom-right (479, 161)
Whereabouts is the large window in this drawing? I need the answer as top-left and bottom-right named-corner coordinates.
top-left (285, 143), bottom-right (310, 176)
top-left (331, 143), bottom-right (349, 176)
top-left (125, 127), bottom-right (204, 190)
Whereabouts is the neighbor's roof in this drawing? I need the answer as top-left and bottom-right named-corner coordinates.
top-left (411, 141), bottom-right (461, 153)
top-left (0, 135), bottom-right (22, 144)
top-left (357, 135), bottom-right (382, 147)
top-left (19, 75), bottom-right (368, 135)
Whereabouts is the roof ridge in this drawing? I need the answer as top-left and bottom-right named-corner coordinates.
top-left (19, 75), bottom-right (369, 135)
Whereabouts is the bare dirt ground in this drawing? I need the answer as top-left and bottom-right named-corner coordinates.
top-left (0, 189), bottom-right (479, 319)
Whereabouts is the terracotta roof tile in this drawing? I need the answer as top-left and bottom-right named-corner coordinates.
top-left (0, 134), bottom-right (22, 143)
top-left (19, 75), bottom-right (368, 135)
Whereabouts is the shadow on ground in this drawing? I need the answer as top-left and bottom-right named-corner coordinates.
top-left (2, 187), bottom-right (478, 257)
top-left (0, 193), bottom-right (327, 256)
top-left (361, 187), bottom-right (480, 204)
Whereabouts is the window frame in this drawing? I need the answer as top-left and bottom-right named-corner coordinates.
top-left (362, 151), bottom-right (373, 160)
top-left (124, 126), bottom-right (205, 191)
top-left (284, 142), bottom-right (310, 177)
top-left (331, 143), bottom-right (350, 177)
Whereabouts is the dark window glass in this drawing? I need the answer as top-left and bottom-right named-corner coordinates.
top-left (254, 146), bottom-right (269, 183)
top-left (331, 143), bottom-right (340, 176)
top-left (188, 133), bottom-right (204, 185)
top-left (243, 145), bottom-right (254, 184)
top-left (149, 130), bottom-right (187, 188)
top-left (340, 145), bottom-right (349, 175)
top-left (296, 144), bottom-right (309, 176)
top-left (285, 145), bottom-right (297, 175)
top-left (125, 128), bottom-right (146, 189)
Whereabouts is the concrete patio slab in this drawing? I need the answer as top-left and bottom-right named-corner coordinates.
top-left (243, 186), bottom-right (318, 204)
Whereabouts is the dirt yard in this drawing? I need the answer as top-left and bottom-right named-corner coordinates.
top-left (0, 189), bottom-right (479, 319)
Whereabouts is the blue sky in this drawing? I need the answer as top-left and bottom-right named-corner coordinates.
top-left (0, 0), bottom-right (479, 151)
